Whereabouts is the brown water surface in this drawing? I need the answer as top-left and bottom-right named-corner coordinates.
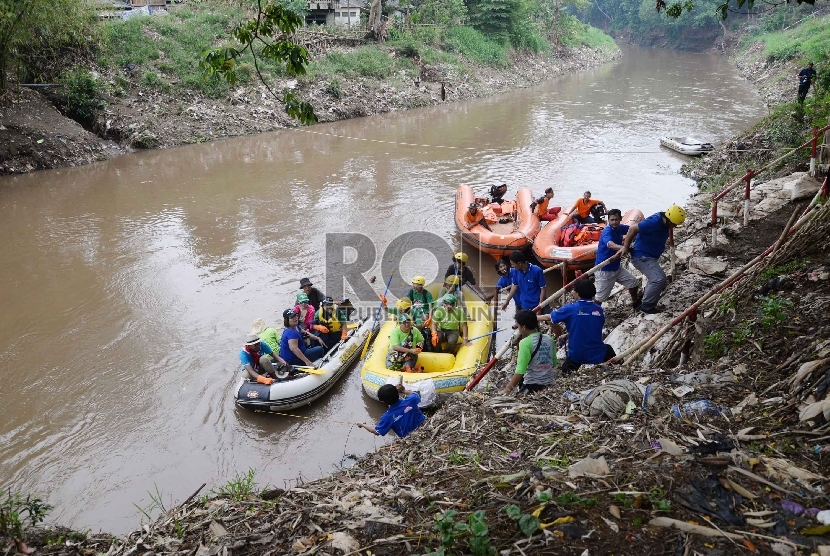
top-left (0, 46), bottom-right (765, 533)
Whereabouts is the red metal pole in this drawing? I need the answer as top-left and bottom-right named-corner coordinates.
top-left (711, 200), bottom-right (718, 246)
top-left (811, 126), bottom-right (818, 176)
top-left (743, 168), bottom-right (754, 227)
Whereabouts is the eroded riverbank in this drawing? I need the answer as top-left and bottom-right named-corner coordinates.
top-left (0, 45), bottom-right (617, 175)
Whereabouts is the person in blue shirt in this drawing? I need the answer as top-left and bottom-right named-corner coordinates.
top-left (798, 62), bottom-right (817, 103)
top-left (620, 205), bottom-right (686, 314)
top-left (240, 333), bottom-right (288, 385)
top-left (500, 251), bottom-right (547, 314)
top-left (594, 208), bottom-right (642, 308)
top-left (493, 258), bottom-right (517, 308)
top-left (358, 383), bottom-right (426, 438)
top-left (280, 308), bottom-right (326, 367)
top-left (542, 279), bottom-right (615, 376)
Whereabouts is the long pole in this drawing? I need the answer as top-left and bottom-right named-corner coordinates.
top-left (532, 252), bottom-right (621, 312)
top-left (465, 331), bottom-right (519, 390)
top-left (359, 271), bottom-right (395, 360)
top-left (611, 206), bottom-right (817, 365)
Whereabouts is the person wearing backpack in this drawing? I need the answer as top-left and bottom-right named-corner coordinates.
top-left (500, 310), bottom-right (555, 395)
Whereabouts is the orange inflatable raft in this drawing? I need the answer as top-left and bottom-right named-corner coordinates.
top-left (455, 185), bottom-right (541, 260)
top-left (532, 208), bottom-right (644, 269)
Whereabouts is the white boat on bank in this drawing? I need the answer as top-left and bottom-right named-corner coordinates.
top-left (659, 136), bottom-right (715, 156)
top-left (233, 315), bottom-right (374, 412)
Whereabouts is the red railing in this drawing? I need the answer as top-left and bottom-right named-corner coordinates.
top-left (710, 124), bottom-right (829, 246)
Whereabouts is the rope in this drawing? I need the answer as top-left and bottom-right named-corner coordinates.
top-left (294, 128), bottom-right (482, 150)
top-left (292, 128), bottom-right (796, 156)
top-left (273, 411), bottom-right (358, 425)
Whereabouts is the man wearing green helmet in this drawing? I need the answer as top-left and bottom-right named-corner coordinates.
top-left (620, 204), bottom-right (686, 314)
top-left (387, 313), bottom-right (425, 372)
top-left (430, 294), bottom-right (470, 353)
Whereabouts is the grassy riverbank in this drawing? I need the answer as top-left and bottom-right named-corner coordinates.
top-left (683, 12), bottom-right (830, 190)
top-left (0, 1), bottom-right (619, 175)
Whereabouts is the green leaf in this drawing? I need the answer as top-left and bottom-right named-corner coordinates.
top-left (504, 504), bottom-right (521, 520)
top-left (518, 514), bottom-right (539, 537)
top-left (470, 517), bottom-right (488, 537)
top-left (536, 491), bottom-right (551, 502)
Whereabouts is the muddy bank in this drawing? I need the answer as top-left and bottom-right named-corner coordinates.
top-left (0, 45), bottom-right (618, 176)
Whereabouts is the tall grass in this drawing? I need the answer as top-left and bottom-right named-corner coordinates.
top-left (560, 19), bottom-right (618, 52)
top-left (305, 47), bottom-right (417, 80)
top-left (753, 14), bottom-right (830, 63)
top-left (99, 7), bottom-right (252, 96)
top-left (445, 26), bottom-right (509, 67)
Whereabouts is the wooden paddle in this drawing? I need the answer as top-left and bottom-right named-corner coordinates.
top-left (359, 270), bottom-right (395, 360)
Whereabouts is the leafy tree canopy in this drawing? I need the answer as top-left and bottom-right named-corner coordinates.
top-left (656, 0), bottom-right (816, 20)
top-left (201, 0), bottom-right (317, 124)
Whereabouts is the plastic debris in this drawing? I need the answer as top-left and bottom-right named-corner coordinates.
top-left (568, 456), bottom-right (610, 478)
top-left (818, 510), bottom-right (830, 525)
top-left (781, 500), bottom-right (805, 515)
top-left (671, 400), bottom-right (724, 418)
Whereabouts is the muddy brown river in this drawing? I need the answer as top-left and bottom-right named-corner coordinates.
top-left (0, 46), bottom-right (765, 533)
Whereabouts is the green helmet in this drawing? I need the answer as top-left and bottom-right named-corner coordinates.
top-left (397, 313), bottom-right (412, 323)
top-left (296, 292), bottom-right (309, 303)
top-left (443, 294), bottom-right (457, 304)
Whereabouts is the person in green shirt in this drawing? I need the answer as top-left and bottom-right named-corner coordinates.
top-left (406, 275), bottom-right (434, 326)
top-left (406, 275), bottom-right (435, 352)
top-left (251, 318), bottom-right (281, 356)
top-left (387, 314), bottom-right (425, 372)
top-left (500, 310), bottom-right (555, 395)
top-left (430, 294), bottom-right (470, 354)
top-left (436, 274), bottom-right (461, 305)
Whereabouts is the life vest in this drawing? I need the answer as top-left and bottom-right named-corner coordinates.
top-left (315, 307), bottom-right (342, 332)
top-left (560, 223), bottom-right (584, 247)
top-left (573, 224), bottom-right (603, 246)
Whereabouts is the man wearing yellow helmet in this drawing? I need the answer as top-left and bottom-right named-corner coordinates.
top-left (405, 276), bottom-right (434, 345)
top-left (620, 205), bottom-right (686, 314)
top-left (444, 252), bottom-right (488, 299)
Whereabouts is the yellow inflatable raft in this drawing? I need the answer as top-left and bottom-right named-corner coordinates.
top-left (360, 284), bottom-right (494, 401)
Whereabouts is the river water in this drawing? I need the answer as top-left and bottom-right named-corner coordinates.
top-left (0, 46), bottom-right (765, 533)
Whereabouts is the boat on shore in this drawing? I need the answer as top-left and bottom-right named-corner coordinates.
top-left (234, 315), bottom-right (374, 412)
top-left (659, 137), bottom-right (714, 156)
top-left (532, 209), bottom-right (644, 270)
top-left (455, 185), bottom-right (540, 260)
top-left (360, 284), bottom-right (493, 403)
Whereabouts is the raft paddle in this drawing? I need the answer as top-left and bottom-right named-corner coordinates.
top-left (466, 328), bottom-right (506, 343)
top-left (293, 366), bottom-right (326, 375)
top-left (359, 270), bottom-right (395, 360)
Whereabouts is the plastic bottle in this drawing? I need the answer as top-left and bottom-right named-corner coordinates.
top-left (671, 400), bottom-right (723, 418)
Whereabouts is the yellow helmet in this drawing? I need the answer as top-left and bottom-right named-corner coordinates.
top-left (665, 204), bottom-right (687, 226)
top-left (453, 252), bottom-right (469, 264)
top-left (395, 298), bottom-right (412, 312)
top-left (445, 275), bottom-right (460, 285)
top-left (411, 275), bottom-right (426, 286)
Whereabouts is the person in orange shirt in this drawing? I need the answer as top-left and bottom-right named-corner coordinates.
top-left (464, 203), bottom-right (492, 231)
top-left (567, 191), bottom-right (605, 224)
top-left (533, 188), bottom-right (558, 221)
